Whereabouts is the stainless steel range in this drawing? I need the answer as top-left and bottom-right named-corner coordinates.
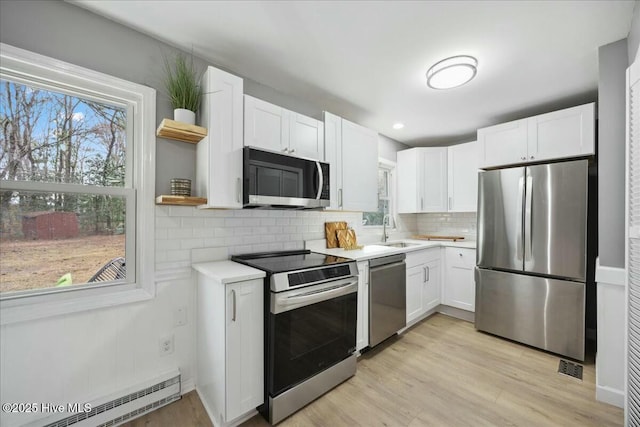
top-left (232, 250), bottom-right (358, 424)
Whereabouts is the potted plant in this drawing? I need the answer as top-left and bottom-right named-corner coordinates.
top-left (164, 52), bottom-right (201, 125)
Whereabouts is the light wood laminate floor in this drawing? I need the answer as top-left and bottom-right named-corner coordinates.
top-left (123, 314), bottom-right (623, 427)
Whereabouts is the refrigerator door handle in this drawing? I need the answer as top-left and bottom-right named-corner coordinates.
top-left (524, 174), bottom-right (533, 263)
top-left (516, 176), bottom-right (525, 262)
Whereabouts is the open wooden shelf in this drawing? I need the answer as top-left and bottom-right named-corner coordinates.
top-left (156, 118), bottom-right (207, 144)
top-left (156, 195), bottom-right (208, 206)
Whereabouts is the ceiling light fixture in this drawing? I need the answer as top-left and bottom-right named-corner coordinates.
top-left (426, 55), bottom-right (478, 90)
top-left (393, 123), bottom-right (405, 130)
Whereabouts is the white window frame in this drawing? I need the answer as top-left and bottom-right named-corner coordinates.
top-left (0, 43), bottom-right (156, 324)
top-left (363, 158), bottom-right (397, 228)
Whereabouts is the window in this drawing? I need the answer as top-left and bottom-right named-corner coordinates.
top-left (0, 44), bottom-right (155, 322)
top-left (363, 160), bottom-right (395, 227)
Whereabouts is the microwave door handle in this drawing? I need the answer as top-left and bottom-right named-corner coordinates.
top-left (315, 161), bottom-right (323, 200)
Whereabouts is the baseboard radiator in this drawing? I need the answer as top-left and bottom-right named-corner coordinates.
top-left (39, 371), bottom-right (181, 427)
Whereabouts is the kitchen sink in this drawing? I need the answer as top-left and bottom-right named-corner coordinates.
top-left (382, 242), bottom-right (420, 248)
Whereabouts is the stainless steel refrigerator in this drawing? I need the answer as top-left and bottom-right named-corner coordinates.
top-left (475, 159), bottom-right (588, 361)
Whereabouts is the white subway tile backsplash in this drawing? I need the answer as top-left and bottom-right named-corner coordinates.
top-left (155, 206), bottom-right (368, 270)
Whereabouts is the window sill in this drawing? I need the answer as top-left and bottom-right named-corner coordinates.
top-left (0, 286), bottom-right (154, 325)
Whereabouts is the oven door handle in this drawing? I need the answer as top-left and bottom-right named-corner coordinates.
top-left (272, 279), bottom-right (358, 314)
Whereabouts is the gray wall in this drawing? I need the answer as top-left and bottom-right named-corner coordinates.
top-left (598, 39), bottom-right (628, 268)
top-left (379, 134), bottom-right (409, 162)
top-left (0, 0), bottom-right (405, 196)
top-left (629, 1), bottom-right (640, 63)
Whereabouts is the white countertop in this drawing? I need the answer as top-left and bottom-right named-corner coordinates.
top-left (192, 260), bottom-right (266, 283)
top-left (307, 239), bottom-right (476, 261)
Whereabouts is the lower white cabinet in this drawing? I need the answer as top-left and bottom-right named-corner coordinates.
top-left (356, 261), bottom-right (369, 351)
top-left (406, 248), bottom-right (441, 324)
top-left (443, 248), bottom-right (476, 312)
top-left (195, 265), bottom-right (264, 426)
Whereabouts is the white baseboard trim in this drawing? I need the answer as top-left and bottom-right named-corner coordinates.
top-left (596, 384), bottom-right (625, 408)
top-left (595, 257), bottom-right (626, 287)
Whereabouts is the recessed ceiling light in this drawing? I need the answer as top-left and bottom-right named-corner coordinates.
top-left (426, 55), bottom-right (478, 90)
top-left (393, 123), bottom-right (405, 130)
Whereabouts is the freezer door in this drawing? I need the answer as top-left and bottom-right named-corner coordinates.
top-left (475, 268), bottom-right (585, 361)
top-left (524, 160), bottom-right (587, 280)
top-left (477, 167), bottom-right (525, 271)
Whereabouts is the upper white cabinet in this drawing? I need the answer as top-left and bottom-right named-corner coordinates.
top-left (398, 147), bottom-right (457, 213)
top-left (447, 141), bottom-right (478, 212)
top-left (244, 95), bottom-right (324, 161)
top-left (443, 247), bottom-right (476, 312)
top-left (197, 66), bottom-right (244, 208)
top-left (477, 103), bottom-right (595, 169)
top-left (324, 112), bottom-right (378, 211)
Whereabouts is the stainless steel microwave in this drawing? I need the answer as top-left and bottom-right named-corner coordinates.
top-left (243, 147), bottom-right (330, 209)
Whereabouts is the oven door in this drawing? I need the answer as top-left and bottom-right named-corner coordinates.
top-left (269, 277), bottom-right (357, 396)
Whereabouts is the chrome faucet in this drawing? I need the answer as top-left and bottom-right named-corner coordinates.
top-left (382, 214), bottom-right (390, 243)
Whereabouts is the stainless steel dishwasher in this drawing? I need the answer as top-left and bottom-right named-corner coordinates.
top-left (369, 253), bottom-right (406, 347)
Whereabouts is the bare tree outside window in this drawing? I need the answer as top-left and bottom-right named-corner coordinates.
top-left (0, 79), bottom-right (128, 293)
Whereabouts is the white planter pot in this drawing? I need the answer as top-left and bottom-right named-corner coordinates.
top-left (174, 108), bottom-right (196, 125)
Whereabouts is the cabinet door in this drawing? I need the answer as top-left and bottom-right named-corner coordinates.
top-left (421, 148), bottom-right (448, 212)
top-left (397, 148), bottom-right (420, 213)
top-left (406, 265), bottom-right (425, 324)
top-left (198, 67), bottom-right (244, 208)
top-left (356, 261), bottom-right (369, 351)
top-left (290, 113), bottom-right (325, 161)
top-left (477, 119), bottom-right (528, 168)
top-left (244, 95), bottom-right (289, 153)
top-left (324, 112), bottom-right (342, 210)
top-left (527, 103), bottom-right (595, 162)
top-left (341, 119), bottom-right (378, 211)
top-left (423, 259), bottom-right (441, 312)
top-left (443, 248), bottom-right (476, 312)
top-left (226, 279), bottom-right (264, 421)
top-left (447, 141), bottom-right (478, 212)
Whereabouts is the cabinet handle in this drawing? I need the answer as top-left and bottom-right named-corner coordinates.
top-left (236, 177), bottom-right (241, 203)
top-left (232, 290), bottom-right (237, 321)
top-left (530, 155), bottom-right (534, 160)
top-left (338, 189), bottom-right (343, 208)
top-left (448, 197), bottom-right (452, 210)
top-left (423, 266), bottom-right (427, 282)
top-left (421, 197), bottom-right (424, 210)
top-left (521, 156), bottom-right (526, 161)
top-left (289, 148), bottom-right (296, 154)
top-left (426, 266), bottom-right (430, 282)
top-left (459, 253), bottom-right (463, 257)
top-left (282, 148), bottom-right (289, 153)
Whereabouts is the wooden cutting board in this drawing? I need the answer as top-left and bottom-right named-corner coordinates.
top-left (412, 234), bottom-right (466, 242)
top-left (325, 221), bottom-right (348, 248)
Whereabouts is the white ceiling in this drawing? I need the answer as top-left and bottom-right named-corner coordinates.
top-left (71, 0), bottom-right (635, 146)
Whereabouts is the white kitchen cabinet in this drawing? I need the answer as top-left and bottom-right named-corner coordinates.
top-left (195, 262), bottom-right (264, 426)
top-left (324, 112), bottom-right (378, 211)
top-left (406, 248), bottom-right (441, 325)
top-left (197, 66), bottom-right (244, 208)
top-left (477, 103), bottom-right (595, 169)
top-left (356, 261), bottom-right (369, 351)
top-left (397, 147), bottom-right (448, 213)
top-left (244, 95), bottom-right (324, 160)
top-left (526, 103), bottom-right (595, 162)
top-left (447, 141), bottom-right (479, 212)
top-left (443, 248), bottom-right (476, 312)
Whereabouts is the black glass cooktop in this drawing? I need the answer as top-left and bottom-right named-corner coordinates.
top-left (232, 250), bottom-right (353, 274)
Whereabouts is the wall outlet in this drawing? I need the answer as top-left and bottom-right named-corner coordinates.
top-left (159, 335), bottom-right (174, 356)
top-left (174, 306), bottom-right (187, 327)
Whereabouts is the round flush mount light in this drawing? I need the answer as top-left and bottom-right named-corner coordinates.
top-left (393, 123), bottom-right (405, 130)
top-left (426, 55), bottom-right (478, 90)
